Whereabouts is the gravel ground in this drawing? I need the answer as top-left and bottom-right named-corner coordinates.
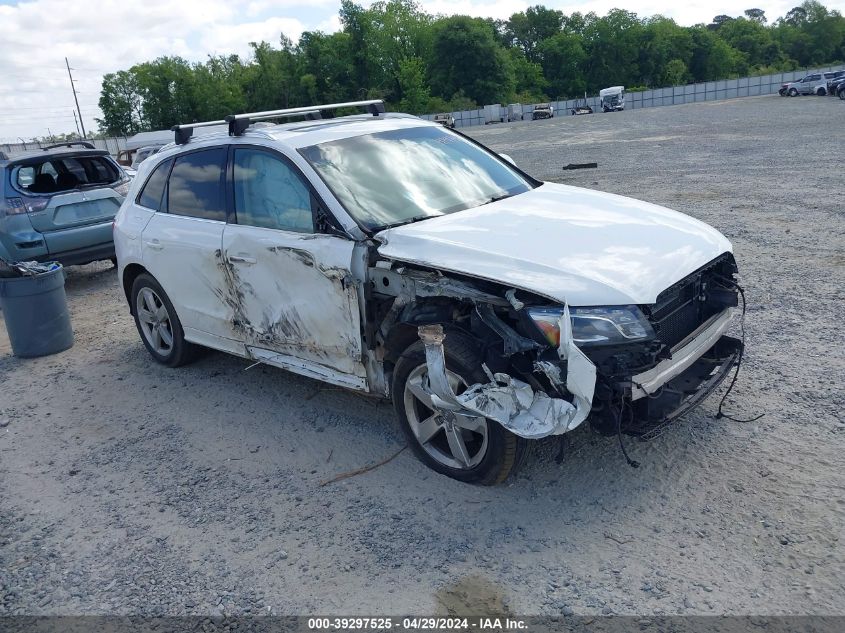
top-left (1, 95), bottom-right (843, 617)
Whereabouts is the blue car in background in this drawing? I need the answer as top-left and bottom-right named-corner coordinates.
top-left (1, 142), bottom-right (130, 266)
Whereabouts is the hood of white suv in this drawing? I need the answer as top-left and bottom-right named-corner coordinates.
top-left (375, 182), bottom-right (732, 306)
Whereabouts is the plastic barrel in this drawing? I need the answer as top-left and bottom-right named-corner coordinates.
top-left (0, 265), bottom-right (74, 358)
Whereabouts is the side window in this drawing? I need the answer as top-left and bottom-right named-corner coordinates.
top-left (167, 148), bottom-right (227, 221)
top-left (137, 159), bottom-right (172, 211)
top-left (232, 148), bottom-right (313, 233)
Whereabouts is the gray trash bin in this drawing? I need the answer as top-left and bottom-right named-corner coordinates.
top-left (0, 264), bottom-right (74, 358)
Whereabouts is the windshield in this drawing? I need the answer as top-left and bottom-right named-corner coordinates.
top-left (299, 125), bottom-right (533, 231)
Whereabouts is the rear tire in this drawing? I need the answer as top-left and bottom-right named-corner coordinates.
top-left (818, 88), bottom-right (826, 96)
top-left (131, 273), bottom-right (198, 367)
top-left (839, 88), bottom-right (845, 100)
top-left (392, 332), bottom-right (528, 485)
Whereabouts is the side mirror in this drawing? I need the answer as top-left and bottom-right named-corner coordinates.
top-left (499, 153), bottom-right (516, 166)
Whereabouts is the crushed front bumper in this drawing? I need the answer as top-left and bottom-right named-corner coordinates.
top-left (626, 335), bottom-right (743, 439)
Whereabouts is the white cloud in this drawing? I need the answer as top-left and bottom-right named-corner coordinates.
top-left (199, 17), bottom-right (307, 56)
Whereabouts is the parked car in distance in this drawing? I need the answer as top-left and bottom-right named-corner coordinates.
top-left (571, 95), bottom-right (593, 115)
top-left (115, 100), bottom-right (743, 485)
top-left (600, 86), bottom-right (625, 112)
top-left (826, 73), bottom-right (845, 98)
top-left (433, 113), bottom-right (455, 128)
top-left (117, 148), bottom-right (136, 166)
top-left (1, 142), bottom-right (129, 266)
top-left (783, 72), bottom-right (837, 96)
top-left (130, 145), bottom-right (164, 169)
top-left (532, 103), bottom-right (554, 119)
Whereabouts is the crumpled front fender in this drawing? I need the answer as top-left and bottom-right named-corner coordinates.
top-left (416, 308), bottom-right (596, 439)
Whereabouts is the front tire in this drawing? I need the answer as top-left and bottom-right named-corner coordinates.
top-left (392, 333), bottom-right (527, 485)
top-left (839, 88), bottom-right (845, 100)
top-left (788, 88), bottom-right (798, 97)
top-left (818, 88), bottom-right (826, 96)
top-left (131, 273), bottom-right (198, 367)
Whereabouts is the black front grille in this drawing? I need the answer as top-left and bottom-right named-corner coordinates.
top-left (647, 254), bottom-right (737, 350)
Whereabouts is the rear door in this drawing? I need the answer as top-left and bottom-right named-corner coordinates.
top-left (140, 147), bottom-right (235, 346)
top-left (220, 146), bottom-right (365, 384)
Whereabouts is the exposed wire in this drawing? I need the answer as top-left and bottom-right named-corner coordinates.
top-left (713, 277), bottom-right (764, 423)
top-left (615, 396), bottom-right (640, 468)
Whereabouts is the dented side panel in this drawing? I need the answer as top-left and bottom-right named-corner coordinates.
top-left (221, 224), bottom-right (367, 379)
top-left (140, 213), bottom-right (234, 342)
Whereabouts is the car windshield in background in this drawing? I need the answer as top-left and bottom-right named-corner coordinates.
top-left (15, 155), bottom-right (120, 194)
top-left (299, 125), bottom-right (533, 231)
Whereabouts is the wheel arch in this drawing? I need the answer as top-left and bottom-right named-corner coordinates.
top-left (122, 263), bottom-right (149, 313)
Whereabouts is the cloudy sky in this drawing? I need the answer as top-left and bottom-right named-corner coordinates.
top-left (0, 0), bottom-right (836, 141)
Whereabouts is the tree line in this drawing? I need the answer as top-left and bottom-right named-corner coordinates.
top-left (97, 0), bottom-right (845, 136)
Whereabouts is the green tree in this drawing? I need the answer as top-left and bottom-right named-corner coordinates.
top-left (505, 6), bottom-right (564, 62)
top-left (639, 17), bottom-right (693, 86)
top-left (663, 59), bottom-right (690, 85)
top-left (428, 16), bottom-right (515, 105)
top-left (536, 32), bottom-right (586, 98)
top-left (133, 57), bottom-right (197, 129)
top-left (97, 70), bottom-right (143, 136)
top-left (745, 9), bottom-right (767, 24)
top-left (506, 48), bottom-right (548, 100)
top-left (397, 57), bottom-right (430, 113)
top-left (689, 27), bottom-right (742, 81)
top-left (191, 55), bottom-right (247, 121)
top-left (582, 9), bottom-right (643, 90)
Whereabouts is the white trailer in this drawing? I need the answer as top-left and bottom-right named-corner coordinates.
top-left (484, 104), bottom-right (503, 124)
top-left (600, 86), bottom-right (625, 112)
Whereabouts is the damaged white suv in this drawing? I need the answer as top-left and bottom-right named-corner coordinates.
top-left (114, 100), bottom-right (742, 485)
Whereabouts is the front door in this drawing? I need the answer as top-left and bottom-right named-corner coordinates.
top-left (220, 146), bottom-right (365, 383)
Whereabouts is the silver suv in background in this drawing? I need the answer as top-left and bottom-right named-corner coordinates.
top-left (1, 142), bottom-right (129, 265)
top-left (783, 72), bottom-right (837, 96)
top-left (130, 145), bottom-right (164, 169)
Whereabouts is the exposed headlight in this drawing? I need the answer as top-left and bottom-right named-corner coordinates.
top-left (528, 305), bottom-right (655, 347)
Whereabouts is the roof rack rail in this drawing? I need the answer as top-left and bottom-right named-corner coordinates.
top-left (41, 141), bottom-right (96, 151)
top-left (171, 100), bottom-right (385, 144)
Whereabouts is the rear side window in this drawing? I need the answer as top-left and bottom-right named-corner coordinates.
top-left (137, 159), bottom-right (172, 210)
top-left (166, 148), bottom-right (227, 221)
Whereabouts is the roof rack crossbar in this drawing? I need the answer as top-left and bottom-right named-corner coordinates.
top-left (171, 119), bottom-right (227, 145)
top-left (225, 99), bottom-right (384, 135)
top-left (170, 100), bottom-right (386, 144)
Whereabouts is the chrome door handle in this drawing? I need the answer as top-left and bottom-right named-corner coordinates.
top-left (227, 254), bottom-right (256, 264)
top-left (144, 239), bottom-right (163, 251)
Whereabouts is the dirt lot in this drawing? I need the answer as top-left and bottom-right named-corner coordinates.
top-left (1, 95), bottom-right (843, 617)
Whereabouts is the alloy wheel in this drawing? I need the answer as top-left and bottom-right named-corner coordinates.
top-left (403, 364), bottom-right (489, 470)
top-left (136, 287), bottom-right (174, 356)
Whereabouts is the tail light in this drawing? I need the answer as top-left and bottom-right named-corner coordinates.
top-left (5, 197), bottom-right (49, 215)
top-left (113, 179), bottom-right (131, 197)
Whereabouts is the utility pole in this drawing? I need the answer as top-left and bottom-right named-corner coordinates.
top-left (66, 57), bottom-right (87, 139)
top-left (72, 110), bottom-right (81, 138)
